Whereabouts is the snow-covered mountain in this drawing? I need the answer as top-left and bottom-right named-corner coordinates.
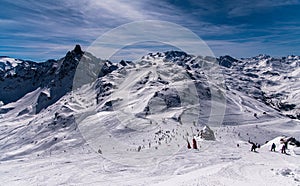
top-left (1, 47), bottom-right (298, 119)
top-left (0, 45), bottom-right (117, 113)
top-left (220, 54), bottom-right (300, 120)
top-left (0, 46), bottom-right (299, 185)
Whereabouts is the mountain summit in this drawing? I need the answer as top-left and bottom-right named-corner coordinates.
top-left (73, 44), bottom-right (84, 55)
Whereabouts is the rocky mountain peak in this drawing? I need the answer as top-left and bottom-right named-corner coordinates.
top-left (73, 44), bottom-right (84, 55)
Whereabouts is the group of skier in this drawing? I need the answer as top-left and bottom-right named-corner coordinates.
top-left (187, 138), bottom-right (198, 150)
top-left (249, 138), bottom-right (288, 154)
top-left (187, 137), bottom-right (290, 154)
top-left (186, 130), bottom-right (291, 156)
top-left (269, 142), bottom-right (287, 154)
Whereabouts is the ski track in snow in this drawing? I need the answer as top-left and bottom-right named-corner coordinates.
top-left (0, 125), bottom-right (299, 186)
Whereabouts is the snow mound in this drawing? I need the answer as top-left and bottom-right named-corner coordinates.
top-left (263, 136), bottom-right (286, 148)
top-left (294, 147), bottom-right (300, 155)
top-left (278, 168), bottom-right (293, 176)
top-left (263, 136), bottom-right (300, 156)
top-left (275, 168), bottom-right (300, 182)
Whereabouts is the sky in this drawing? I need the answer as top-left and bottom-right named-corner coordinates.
top-left (0, 0), bottom-right (300, 61)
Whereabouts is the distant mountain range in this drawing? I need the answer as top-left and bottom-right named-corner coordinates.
top-left (0, 45), bottom-right (299, 119)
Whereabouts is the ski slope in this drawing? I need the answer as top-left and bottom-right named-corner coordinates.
top-left (0, 124), bottom-right (299, 185)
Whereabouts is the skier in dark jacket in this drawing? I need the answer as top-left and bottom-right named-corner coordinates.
top-left (187, 139), bottom-right (191, 149)
top-left (284, 141), bottom-right (288, 150)
top-left (271, 143), bottom-right (276, 152)
top-left (281, 144), bottom-right (286, 154)
top-left (192, 138), bottom-right (198, 149)
top-left (248, 140), bottom-right (257, 152)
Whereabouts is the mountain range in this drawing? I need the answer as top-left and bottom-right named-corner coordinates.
top-left (0, 45), bottom-right (298, 119)
top-left (0, 45), bottom-right (299, 185)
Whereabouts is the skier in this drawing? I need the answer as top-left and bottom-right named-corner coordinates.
top-left (192, 138), bottom-right (198, 149)
top-left (281, 144), bottom-right (286, 154)
top-left (271, 143), bottom-right (276, 152)
top-left (254, 113), bottom-right (258, 119)
top-left (248, 140), bottom-right (257, 152)
top-left (284, 140), bottom-right (288, 150)
top-left (187, 139), bottom-right (191, 149)
top-left (200, 130), bottom-right (203, 138)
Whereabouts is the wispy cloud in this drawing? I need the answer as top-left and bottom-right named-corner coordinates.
top-left (227, 0), bottom-right (300, 17)
top-left (0, 0), bottom-right (170, 60)
top-left (85, 0), bottom-right (147, 21)
top-left (0, 0), bottom-right (299, 60)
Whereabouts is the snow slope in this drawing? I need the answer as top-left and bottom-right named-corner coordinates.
top-left (0, 124), bottom-right (299, 185)
top-left (0, 48), bottom-right (299, 185)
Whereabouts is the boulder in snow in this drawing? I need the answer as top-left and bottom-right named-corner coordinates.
top-left (200, 125), bottom-right (215, 140)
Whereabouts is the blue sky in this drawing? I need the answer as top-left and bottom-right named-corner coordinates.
top-left (0, 0), bottom-right (300, 61)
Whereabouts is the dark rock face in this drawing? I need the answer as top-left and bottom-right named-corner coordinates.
top-left (0, 60), bottom-right (54, 104)
top-left (164, 51), bottom-right (189, 61)
top-left (36, 92), bottom-right (52, 113)
top-left (218, 55), bottom-right (239, 68)
top-left (153, 88), bottom-right (181, 108)
top-left (120, 60), bottom-right (127, 66)
top-left (98, 62), bottom-right (118, 78)
top-left (73, 44), bottom-right (84, 55)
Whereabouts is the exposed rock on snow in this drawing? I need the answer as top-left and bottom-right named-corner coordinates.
top-left (275, 168), bottom-right (300, 182)
top-left (200, 125), bottom-right (215, 140)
